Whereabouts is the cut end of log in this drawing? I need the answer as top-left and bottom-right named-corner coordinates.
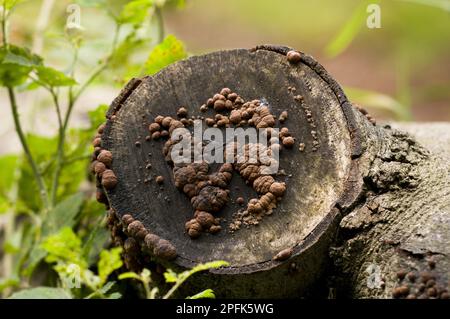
top-left (91, 45), bottom-right (366, 297)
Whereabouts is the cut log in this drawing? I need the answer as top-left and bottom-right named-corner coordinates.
top-left (93, 45), bottom-right (450, 298)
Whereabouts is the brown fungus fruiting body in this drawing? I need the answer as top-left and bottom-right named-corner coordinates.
top-left (287, 50), bottom-right (301, 64)
top-left (272, 247), bottom-right (294, 261)
top-left (391, 263), bottom-right (449, 299)
top-left (97, 150), bottom-right (113, 167)
top-left (101, 169), bottom-right (118, 189)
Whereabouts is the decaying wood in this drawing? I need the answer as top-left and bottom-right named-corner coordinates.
top-left (331, 122), bottom-right (450, 299)
top-left (95, 45), bottom-right (449, 298)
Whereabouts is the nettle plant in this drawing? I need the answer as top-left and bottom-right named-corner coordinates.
top-left (0, 0), bottom-right (224, 299)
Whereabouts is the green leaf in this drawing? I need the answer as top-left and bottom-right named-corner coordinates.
top-left (99, 281), bottom-right (115, 294)
top-left (2, 49), bottom-right (42, 67)
top-left (88, 104), bottom-right (109, 129)
top-left (325, 2), bottom-right (369, 57)
top-left (190, 260), bottom-right (229, 273)
top-left (3, 225), bottom-right (23, 253)
top-left (0, 156), bottom-right (18, 185)
top-left (118, 0), bottom-right (153, 25)
top-left (97, 247), bottom-right (123, 285)
top-left (0, 45), bottom-right (43, 87)
top-left (163, 261), bottom-right (228, 299)
top-left (344, 86), bottom-right (410, 120)
top-left (8, 287), bottom-right (72, 299)
top-left (82, 217), bottom-right (110, 265)
top-left (0, 154), bottom-right (18, 214)
top-left (178, 260), bottom-right (229, 282)
top-left (41, 227), bottom-right (85, 267)
top-left (142, 34), bottom-right (187, 75)
top-left (165, 0), bottom-right (185, 9)
top-left (35, 66), bottom-right (77, 87)
top-left (0, 276), bottom-right (20, 293)
top-left (187, 288), bottom-right (216, 299)
top-left (17, 134), bottom-right (57, 212)
top-left (107, 292), bottom-right (122, 299)
top-left (1, 0), bottom-right (26, 10)
top-left (22, 245), bottom-right (47, 277)
top-left (110, 33), bottom-right (146, 69)
top-left (41, 193), bottom-right (84, 237)
top-left (163, 269), bottom-right (178, 283)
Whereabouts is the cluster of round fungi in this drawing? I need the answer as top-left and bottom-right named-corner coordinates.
top-left (147, 88), bottom-right (295, 238)
top-left (90, 124), bottom-right (117, 205)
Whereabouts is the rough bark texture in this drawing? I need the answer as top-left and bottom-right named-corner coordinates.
top-left (96, 45), bottom-right (449, 299)
top-left (331, 122), bottom-right (450, 299)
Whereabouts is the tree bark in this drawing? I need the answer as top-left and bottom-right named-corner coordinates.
top-left (331, 121), bottom-right (450, 299)
top-left (94, 45), bottom-right (449, 299)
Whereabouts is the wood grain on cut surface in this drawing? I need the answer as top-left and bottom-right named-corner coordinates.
top-left (103, 48), bottom-right (354, 267)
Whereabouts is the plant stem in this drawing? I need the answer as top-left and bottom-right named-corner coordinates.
top-left (155, 7), bottom-right (165, 43)
top-left (1, 5), bottom-right (8, 47)
top-left (142, 279), bottom-right (152, 299)
top-left (7, 87), bottom-right (50, 209)
top-left (63, 23), bottom-right (120, 132)
top-left (50, 89), bottom-right (64, 205)
top-left (50, 24), bottom-right (121, 204)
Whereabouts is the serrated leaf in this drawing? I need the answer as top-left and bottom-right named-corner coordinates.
top-left (0, 45), bottom-right (43, 87)
top-left (187, 288), bottom-right (215, 299)
top-left (191, 260), bottom-right (229, 273)
top-left (143, 34), bottom-right (187, 75)
top-left (2, 49), bottom-right (42, 67)
top-left (42, 193), bottom-right (84, 237)
top-left (118, 0), bottom-right (153, 25)
top-left (8, 287), bottom-right (72, 299)
top-left (35, 66), bottom-right (77, 87)
top-left (178, 260), bottom-right (229, 281)
top-left (41, 227), bottom-right (85, 267)
top-left (98, 247), bottom-right (123, 285)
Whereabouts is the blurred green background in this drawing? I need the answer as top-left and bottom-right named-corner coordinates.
top-left (1, 0), bottom-right (448, 155)
top-left (141, 0), bottom-right (446, 119)
top-left (164, 0), bottom-right (450, 121)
